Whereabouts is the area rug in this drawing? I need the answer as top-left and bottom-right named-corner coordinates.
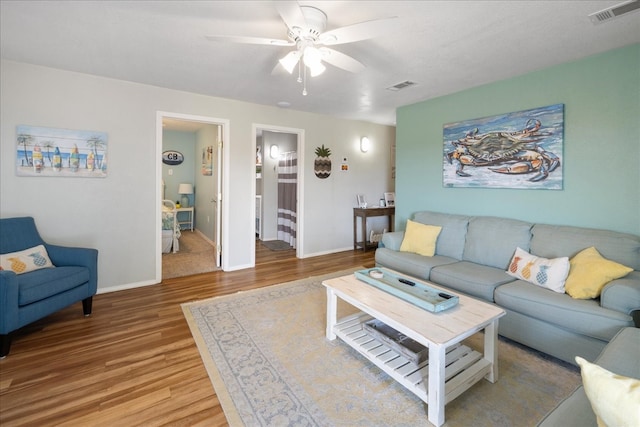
top-left (163, 231), bottom-right (218, 279)
top-left (261, 240), bottom-right (294, 251)
top-left (182, 270), bottom-right (580, 426)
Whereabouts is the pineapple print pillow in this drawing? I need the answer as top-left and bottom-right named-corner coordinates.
top-left (506, 247), bottom-right (570, 293)
top-left (0, 245), bottom-right (54, 274)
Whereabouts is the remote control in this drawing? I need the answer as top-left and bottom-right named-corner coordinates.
top-left (398, 278), bottom-right (415, 286)
top-left (438, 292), bottom-right (452, 299)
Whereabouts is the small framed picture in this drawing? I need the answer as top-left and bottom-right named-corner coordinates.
top-left (384, 192), bottom-right (395, 207)
top-left (356, 194), bottom-right (367, 208)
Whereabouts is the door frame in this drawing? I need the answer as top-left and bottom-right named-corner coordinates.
top-left (156, 111), bottom-right (231, 280)
top-left (251, 123), bottom-right (305, 262)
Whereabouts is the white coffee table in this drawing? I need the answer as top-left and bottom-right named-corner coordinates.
top-left (323, 272), bottom-right (505, 427)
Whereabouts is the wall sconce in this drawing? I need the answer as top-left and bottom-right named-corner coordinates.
top-left (270, 144), bottom-right (279, 159)
top-left (178, 183), bottom-right (193, 208)
top-left (360, 137), bottom-right (370, 153)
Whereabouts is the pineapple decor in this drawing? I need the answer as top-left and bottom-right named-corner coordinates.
top-left (314, 144), bottom-right (332, 179)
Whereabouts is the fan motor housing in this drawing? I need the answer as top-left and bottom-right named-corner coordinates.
top-left (290, 6), bottom-right (327, 41)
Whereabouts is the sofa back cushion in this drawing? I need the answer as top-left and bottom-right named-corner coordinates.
top-left (0, 217), bottom-right (45, 254)
top-left (463, 216), bottom-right (533, 269)
top-left (531, 225), bottom-right (640, 271)
top-left (413, 211), bottom-right (470, 260)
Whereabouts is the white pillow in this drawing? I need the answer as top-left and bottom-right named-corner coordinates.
top-left (506, 247), bottom-right (569, 293)
top-left (576, 356), bottom-right (640, 427)
top-left (0, 245), bottom-right (54, 274)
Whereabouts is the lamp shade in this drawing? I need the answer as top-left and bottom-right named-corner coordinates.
top-left (279, 51), bottom-right (301, 74)
top-left (178, 183), bottom-right (193, 195)
top-left (303, 46), bottom-right (326, 77)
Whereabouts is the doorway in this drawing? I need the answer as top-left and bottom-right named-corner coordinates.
top-left (253, 124), bottom-right (304, 263)
top-left (156, 112), bottom-right (229, 281)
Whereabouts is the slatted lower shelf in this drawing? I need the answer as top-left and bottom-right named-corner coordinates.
top-left (333, 312), bottom-right (492, 405)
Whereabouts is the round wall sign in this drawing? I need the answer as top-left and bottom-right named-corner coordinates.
top-left (162, 150), bottom-right (184, 165)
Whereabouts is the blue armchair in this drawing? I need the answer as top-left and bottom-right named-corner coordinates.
top-left (0, 217), bottom-right (98, 357)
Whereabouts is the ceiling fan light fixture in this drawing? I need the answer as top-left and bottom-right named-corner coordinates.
top-left (303, 46), bottom-right (325, 76)
top-left (279, 51), bottom-right (300, 74)
top-left (303, 46), bottom-right (322, 67)
top-left (309, 62), bottom-right (326, 77)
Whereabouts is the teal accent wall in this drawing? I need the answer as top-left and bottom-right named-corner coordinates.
top-left (396, 44), bottom-right (640, 235)
top-left (162, 130), bottom-right (196, 206)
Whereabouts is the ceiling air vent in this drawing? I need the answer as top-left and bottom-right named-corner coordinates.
top-left (386, 81), bottom-right (417, 91)
top-left (589, 0), bottom-right (640, 24)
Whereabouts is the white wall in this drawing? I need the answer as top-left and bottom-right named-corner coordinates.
top-left (0, 60), bottom-right (395, 292)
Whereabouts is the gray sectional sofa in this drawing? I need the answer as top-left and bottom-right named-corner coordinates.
top-left (537, 326), bottom-right (640, 427)
top-left (375, 211), bottom-right (640, 365)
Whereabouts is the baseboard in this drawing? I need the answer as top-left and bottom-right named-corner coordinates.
top-left (300, 246), bottom-right (355, 258)
top-left (97, 279), bottom-right (159, 294)
top-left (195, 229), bottom-right (215, 247)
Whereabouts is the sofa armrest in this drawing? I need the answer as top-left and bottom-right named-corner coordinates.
top-left (0, 271), bottom-right (20, 334)
top-left (380, 231), bottom-right (404, 251)
top-left (45, 244), bottom-right (99, 295)
top-left (600, 271), bottom-right (640, 315)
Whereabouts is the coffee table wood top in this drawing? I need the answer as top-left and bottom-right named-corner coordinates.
top-left (323, 272), bottom-right (505, 346)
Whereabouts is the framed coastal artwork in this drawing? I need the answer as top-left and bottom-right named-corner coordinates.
top-left (16, 125), bottom-right (108, 178)
top-left (443, 104), bottom-right (564, 190)
top-left (202, 145), bottom-right (213, 176)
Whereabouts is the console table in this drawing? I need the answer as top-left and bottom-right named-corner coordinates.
top-left (353, 206), bottom-right (395, 251)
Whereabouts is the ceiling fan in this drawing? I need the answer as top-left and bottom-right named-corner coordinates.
top-left (205, 1), bottom-right (398, 95)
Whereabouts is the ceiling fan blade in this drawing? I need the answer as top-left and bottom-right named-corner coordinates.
top-left (274, 1), bottom-right (307, 31)
top-left (319, 17), bottom-right (400, 45)
top-left (320, 48), bottom-right (365, 73)
top-left (205, 35), bottom-right (293, 46)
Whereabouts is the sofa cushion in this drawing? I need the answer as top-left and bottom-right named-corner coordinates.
top-left (494, 281), bottom-right (632, 342)
top-left (380, 231), bottom-right (405, 251)
top-left (18, 266), bottom-right (90, 306)
top-left (576, 356), bottom-right (640, 427)
top-left (375, 248), bottom-right (457, 281)
top-left (413, 211), bottom-right (470, 260)
top-left (530, 224), bottom-right (640, 270)
top-left (536, 328), bottom-right (640, 427)
top-left (430, 261), bottom-right (515, 302)
top-left (593, 327), bottom-right (640, 377)
top-left (536, 386), bottom-right (596, 427)
top-left (399, 220), bottom-right (441, 257)
top-left (463, 216), bottom-right (533, 269)
top-left (0, 244), bottom-right (54, 274)
top-left (506, 247), bottom-right (569, 293)
top-left (565, 247), bottom-right (633, 299)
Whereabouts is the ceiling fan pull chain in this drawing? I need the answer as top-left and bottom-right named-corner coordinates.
top-left (302, 65), bottom-right (308, 96)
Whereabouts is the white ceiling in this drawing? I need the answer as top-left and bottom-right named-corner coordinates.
top-left (2, 1), bottom-right (639, 126)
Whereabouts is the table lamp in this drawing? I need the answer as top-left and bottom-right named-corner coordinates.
top-left (178, 183), bottom-right (193, 208)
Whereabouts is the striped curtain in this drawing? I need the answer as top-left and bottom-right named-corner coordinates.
top-left (277, 152), bottom-right (297, 248)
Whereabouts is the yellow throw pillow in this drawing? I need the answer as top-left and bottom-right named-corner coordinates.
top-left (575, 357), bottom-right (640, 427)
top-left (399, 220), bottom-right (442, 257)
top-left (565, 247), bottom-right (633, 299)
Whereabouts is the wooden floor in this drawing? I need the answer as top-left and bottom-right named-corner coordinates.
top-left (0, 245), bottom-right (375, 426)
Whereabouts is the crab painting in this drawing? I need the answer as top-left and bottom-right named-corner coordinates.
top-left (445, 118), bottom-right (560, 182)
